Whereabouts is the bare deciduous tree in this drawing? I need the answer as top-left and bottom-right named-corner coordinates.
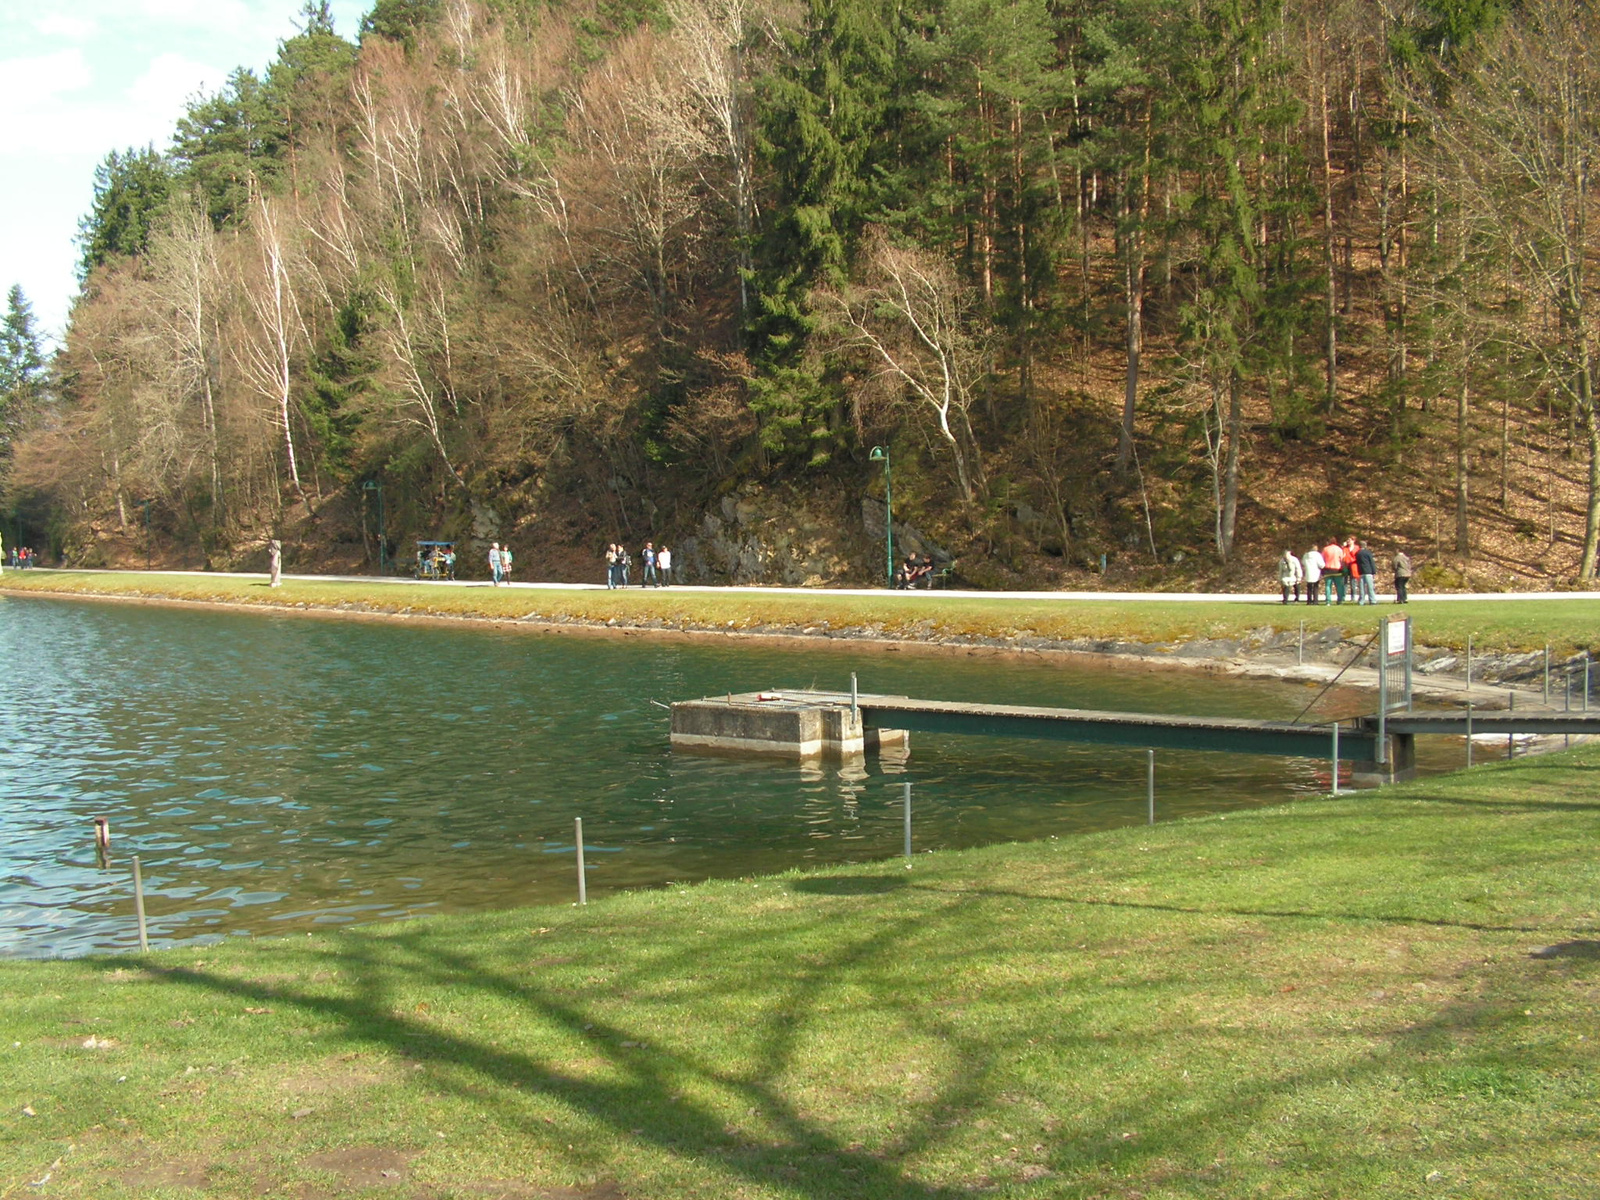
top-left (820, 232), bottom-right (990, 501)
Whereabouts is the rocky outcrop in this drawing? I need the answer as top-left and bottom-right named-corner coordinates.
top-left (673, 484), bottom-right (950, 585)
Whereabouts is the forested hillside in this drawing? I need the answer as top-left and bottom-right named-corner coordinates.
top-left (6, 0), bottom-right (1600, 588)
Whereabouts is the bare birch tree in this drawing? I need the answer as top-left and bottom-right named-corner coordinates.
top-left (233, 183), bottom-right (311, 508)
top-left (820, 232), bottom-right (989, 501)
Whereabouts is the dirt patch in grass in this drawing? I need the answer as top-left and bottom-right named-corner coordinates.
top-left (300, 1145), bottom-right (414, 1187)
top-left (272, 1056), bottom-right (401, 1098)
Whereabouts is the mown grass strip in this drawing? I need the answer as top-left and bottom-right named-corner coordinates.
top-left (3, 746), bottom-right (1597, 1197)
top-left (4, 569), bottom-right (1598, 656)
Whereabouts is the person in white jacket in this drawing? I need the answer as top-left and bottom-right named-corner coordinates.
top-left (1277, 549), bottom-right (1303, 604)
top-left (1300, 545), bottom-right (1323, 606)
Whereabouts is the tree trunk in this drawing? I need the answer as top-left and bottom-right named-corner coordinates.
top-left (1220, 371), bottom-right (1243, 560)
top-left (1455, 355), bottom-right (1470, 557)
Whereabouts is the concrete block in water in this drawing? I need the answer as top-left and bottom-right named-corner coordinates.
top-left (671, 692), bottom-right (907, 759)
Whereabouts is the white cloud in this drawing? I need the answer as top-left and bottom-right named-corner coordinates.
top-left (0, 48), bottom-right (94, 108)
top-left (34, 15), bottom-right (100, 39)
top-left (126, 52), bottom-right (231, 122)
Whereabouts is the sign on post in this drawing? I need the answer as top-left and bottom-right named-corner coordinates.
top-left (1376, 615), bottom-right (1413, 764)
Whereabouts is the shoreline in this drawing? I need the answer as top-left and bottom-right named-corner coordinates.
top-left (0, 574), bottom-right (1548, 711)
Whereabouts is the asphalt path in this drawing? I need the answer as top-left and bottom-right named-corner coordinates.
top-left (13, 567), bottom-right (1600, 603)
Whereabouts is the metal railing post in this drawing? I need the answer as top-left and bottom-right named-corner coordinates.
top-left (575, 817), bottom-right (587, 905)
top-left (132, 856), bottom-right (149, 952)
top-left (902, 783), bottom-right (912, 864)
top-left (1330, 723), bottom-right (1340, 796)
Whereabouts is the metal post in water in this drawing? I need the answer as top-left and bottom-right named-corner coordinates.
top-left (1146, 749), bottom-right (1155, 825)
top-left (132, 856), bottom-right (149, 952)
top-left (850, 672), bottom-right (859, 723)
top-left (1377, 632), bottom-right (1388, 765)
top-left (902, 782), bottom-right (912, 865)
top-left (1330, 723), bottom-right (1340, 796)
top-left (1466, 704), bottom-right (1474, 768)
top-left (575, 817), bottom-right (587, 906)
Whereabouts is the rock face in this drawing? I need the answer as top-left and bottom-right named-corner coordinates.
top-left (673, 485), bottom-right (950, 586)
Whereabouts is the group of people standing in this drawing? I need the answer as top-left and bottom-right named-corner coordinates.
top-left (605, 541), bottom-right (672, 588)
top-left (1279, 538), bottom-right (1414, 605)
top-left (3, 545), bottom-right (38, 570)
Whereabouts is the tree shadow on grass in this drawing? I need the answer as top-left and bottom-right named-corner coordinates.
top-left (113, 868), bottom-right (1587, 1198)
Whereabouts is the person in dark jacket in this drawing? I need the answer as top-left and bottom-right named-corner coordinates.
top-left (1355, 542), bottom-right (1378, 605)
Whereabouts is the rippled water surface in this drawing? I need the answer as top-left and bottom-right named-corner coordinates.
top-left (0, 593), bottom-right (1444, 956)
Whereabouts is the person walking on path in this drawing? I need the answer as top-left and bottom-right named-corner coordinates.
top-left (501, 544), bottom-right (513, 582)
top-left (1354, 541), bottom-right (1378, 604)
top-left (641, 541), bottom-right (658, 587)
top-left (1301, 545), bottom-right (1323, 605)
top-left (1278, 549), bottom-right (1303, 603)
top-left (605, 543), bottom-right (619, 588)
top-left (488, 542), bottom-right (503, 586)
top-left (657, 544), bottom-right (672, 586)
top-left (1321, 538), bottom-right (1346, 604)
top-left (1392, 548), bottom-right (1414, 604)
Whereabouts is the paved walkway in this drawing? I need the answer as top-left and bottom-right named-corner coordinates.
top-left (17, 567), bottom-right (1600, 603)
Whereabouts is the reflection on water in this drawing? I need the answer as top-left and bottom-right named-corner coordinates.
top-left (0, 593), bottom-right (1460, 957)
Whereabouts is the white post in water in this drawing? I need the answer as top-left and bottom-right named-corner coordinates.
top-left (1330, 723), bottom-right (1340, 796)
top-left (575, 817), bottom-right (587, 906)
top-left (902, 783), bottom-right (912, 865)
top-left (132, 856), bottom-right (149, 952)
top-left (851, 672), bottom-right (859, 723)
top-left (1146, 749), bottom-right (1156, 825)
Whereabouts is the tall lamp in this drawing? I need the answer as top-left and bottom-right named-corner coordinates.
top-left (363, 480), bottom-right (386, 574)
top-left (869, 445), bottom-right (892, 588)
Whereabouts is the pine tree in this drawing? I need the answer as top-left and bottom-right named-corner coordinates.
top-left (747, 0), bottom-right (906, 464)
top-left (77, 147), bottom-right (174, 277)
top-left (0, 284), bottom-right (47, 461)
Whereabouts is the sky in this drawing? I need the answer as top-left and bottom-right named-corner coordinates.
top-left (0, 0), bottom-right (370, 346)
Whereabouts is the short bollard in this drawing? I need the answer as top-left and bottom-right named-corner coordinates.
top-left (1146, 749), bottom-right (1156, 825)
top-left (132, 856), bottom-right (149, 952)
top-left (902, 782), bottom-right (912, 865)
top-left (575, 817), bottom-right (587, 906)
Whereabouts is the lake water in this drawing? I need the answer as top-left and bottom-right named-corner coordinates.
top-left (0, 593), bottom-right (1453, 957)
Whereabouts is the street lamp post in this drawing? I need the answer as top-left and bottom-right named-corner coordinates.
top-left (869, 445), bottom-right (893, 588)
top-left (363, 480), bottom-right (386, 574)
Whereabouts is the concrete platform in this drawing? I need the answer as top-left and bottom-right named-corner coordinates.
top-left (670, 692), bottom-right (909, 759)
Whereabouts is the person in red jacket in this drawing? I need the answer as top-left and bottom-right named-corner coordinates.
top-left (1321, 538), bottom-right (1346, 604)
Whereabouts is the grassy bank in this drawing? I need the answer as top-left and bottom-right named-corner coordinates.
top-left (3, 570), bottom-right (1599, 656)
top-left (3, 748), bottom-right (1597, 1198)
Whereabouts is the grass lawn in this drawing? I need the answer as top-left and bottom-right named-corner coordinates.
top-left (3, 570), bottom-right (1599, 656)
top-left (2, 746), bottom-right (1597, 1198)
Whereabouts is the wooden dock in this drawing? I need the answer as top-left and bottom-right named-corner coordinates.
top-left (668, 688), bottom-right (1600, 787)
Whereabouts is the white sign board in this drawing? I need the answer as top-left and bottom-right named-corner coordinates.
top-left (1385, 616), bottom-right (1409, 657)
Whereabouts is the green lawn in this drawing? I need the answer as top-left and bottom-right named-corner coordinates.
top-left (4, 570), bottom-right (1598, 656)
top-left (3, 746), bottom-right (1597, 1198)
